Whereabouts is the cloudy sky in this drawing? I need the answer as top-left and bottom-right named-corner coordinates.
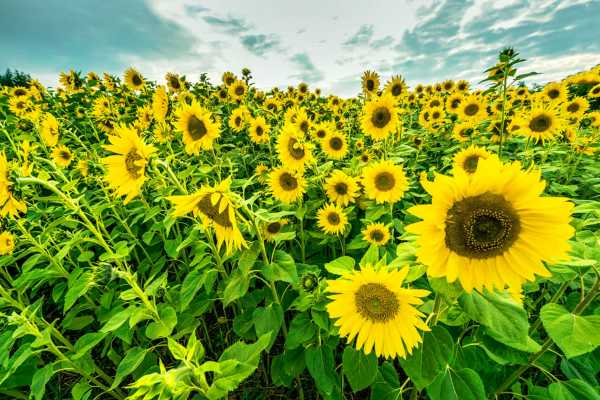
top-left (2, 0), bottom-right (599, 97)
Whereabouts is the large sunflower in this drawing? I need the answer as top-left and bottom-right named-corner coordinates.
top-left (167, 178), bottom-right (246, 254)
top-left (124, 68), bottom-right (145, 91)
top-left (317, 203), bottom-right (348, 235)
top-left (542, 82), bottom-right (567, 104)
top-left (324, 170), bottom-right (359, 206)
top-left (361, 94), bottom-right (399, 140)
top-left (276, 125), bottom-right (313, 171)
top-left (326, 265), bottom-right (430, 358)
top-left (362, 223), bottom-right (391, 246)
top-left (362, 160), bottom-right (408, 204)
top-left (361, 70), bottom-right (380, 97)
top-left (406, 157), bottom-right (574, 292)
top-left (457, 95), bottom-right (487, 123)
top-left (228, 79), bottom-right (247, 101)
top-left (102, 125), bottom-right (156, 204)
top-left (520, 104), bottom-right (565, 143)
top-left (40, 113), bottom-right (60, 147)
top-left (269, 167), bottom-right (306, 204)
top-left (452, 145), bottom-right (495, 175)
top-left (322, 131), bottom-right (348, 160)
top-left (384, 75), bottom-right (407, 99)
top-left (175, 100), bottom-right (220, 154)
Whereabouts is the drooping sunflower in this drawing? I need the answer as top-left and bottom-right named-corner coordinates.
top-left (0, 231), bottom-right (15, 255)
top-left (384, 75), bottom-right (407, 99)
top-left (40, 113), bottom-right (60, 147)
top-left (562, 97), bottom-right (589, 121)
top-left (322, 131), bottom-right (348, 160)
top-left (361, 94), bottom-right (399, 140)
top-left (276, 125), bottom-right (313, 171)
top-left (457, 95), bottom-right (487, 123)
top-left (102, 125), bottom-right (156, 204)
top-left (175, 100), bottom-right (220, 154)
top-left (167, 178), bottom-right (246, 254)
top-left (361, 70), bottom-right (380, 97)
top-left (520, 104), bottom-right (565, 143)
top-left (52, 145), bottom-right (73, 167)
top-left (262, 219), bottom-right (288, 242)
top-left (248, 116), bottom-right (270, 144)
top-left (152, 86), bottom-right (169, 122)
top-left (362, 160), bottom-right (408, 204)
top-left (326, 265), bottom-right (430, 358)
top-left (317, 203), bottom-right (348, 235)
top-left (228, 79), bottom-right (247, 101)
top-left (362, 223), bottom-right (390, 246)
top-left (269, 167), bottom-right (306, 204)
top-left (124, 68), bottom-right (145, 91)
top-left (452, 145), bottom-right (494, 175)
top-left (407, 157), bottom-right (574, 292)
top-left (324, 170), bottom-right (359, 206)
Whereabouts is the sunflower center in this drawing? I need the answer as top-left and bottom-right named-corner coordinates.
top-left (566, 103), bottom-right (579, 113)
top-left (548, 89), bottom-right (559, 99)
top-left (235, 116), bottom-right (242, 126)
top-left (529, 114), bottom-right (551, 132)
top-left (431, 99), bottom-right (441, 108)
top-left (445, 192), bottom-right (520, 259)
top-left (255, 126), bottom-right (264, 136)
top-left (125, 149), bottom-right (143, 179)
top-left (333, 182), bottom-right (348, 196)
top-left (374, 172), bottom-right (395, 191)
top-left (327, 212), bottom-right (341, 225)
top-left (355, 283), bottom-right (399, 323)
top-left (391, 84), bottom-right (402, 96)
top-left (60, 151), bottom-right (71, 161)
top-left (463, 155), bottom-right (481, 173)
top-left (196, 193), bottom-right (233, 228)
top-left (432, 111), bottom-right (441, 119)
top-left (370, 230), bottom-right (384, 242)
top-left (592, 87), bottom-right (600, 95)
top-left (299, 120), bottom-right (309, 133)
top-left (366, 79), bottom-right (375, 91)
top-left (132, 74), bottom-right (143, 86)
top-left (464, 103), bottom-right (479, 116)
top-left (188, 115), bottom-right (208, 140)
top-left (170, 78), bottom-right (180, 89)
top-left (267, 221), bottom-right (281, 234)
top-left (279, 172), bottom-right (298, 191)
top-left (287, 138), bottom-right (306, 160)
top-left (329, 137), bottom-right (343, 150)
top-left (371, 107), bottom-right (391, 128)
top-left (316, 129), bottom-right (326, 138)
top-left (235, 85), bottom-right (245, 96)
top-left (451, 99), bottom-right (461, 109)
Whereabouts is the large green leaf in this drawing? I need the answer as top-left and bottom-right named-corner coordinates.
top-left (342, 346), bottom-right (378, 392)
top-left (111, 347), bottom-right (147, 389)
top-left (540, 303), bottom-right (600, 359)
top-left (325, 256), bottom-right (355, 275)
top-left (548, 379), bottom-right (600, 400)
top-left (223, 268), bottom-right (250, 306)
top-left (145, 305), bottom-right (177, 340)
top-left (285, 312), bottom-right (316, 350)
top-left (398, 326), bottom-right (454, 389)
top-left (305, 345), bottom-right (338, 396)
top-left (253, 303), bottom-right (283, 348)
top-left (30, 363), bottom-right (55, 400)
top-left (426, 367), bottom-right (485, 400)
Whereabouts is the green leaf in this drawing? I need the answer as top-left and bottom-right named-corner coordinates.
top-left (426, 367), bottom-right (486, 400)
top-left (285, 312), bottom-right (316, 350)
top-left (179, 269), bottom-right (209, 311)
top-left (399, 326), bottom-right (455, 389)
top-left (548, 379), bottom-right (600, 400)
top-left (145, 305), bottom-right (177, 340)
top-left (371, 362), bottom-right (403, 400)
top-left (305, 346), bottom-right (337, 396)
top-left (360, 244), bottom-right (379, 266)
top-left (540, 303), bottom-right (600, 359)
top-left (263, 250), bottom-right (298, 284)
top-left (73, 332), bottom-right (106, 360)
top-left (64, 271), bottom-right (92, 312)
top-left (342, 346), bottom-right (378, 392)
top-left (111, 347), bottom-right (147, 389)
top-left (31, 363), bottom-right (55, 400)
top-left (459, 291), bottom-right (538, 352)
top-left (253, 304), bottom-right (283, 348)
top-left (100, 308), bottom-right (132, 333)
top-left (325, 256), bottom-right (355, 275)
top-left (223, 268), bottom-right (250, 306)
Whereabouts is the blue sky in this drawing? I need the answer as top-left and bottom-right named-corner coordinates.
top-left (2, 0), bottom-right (599, 96)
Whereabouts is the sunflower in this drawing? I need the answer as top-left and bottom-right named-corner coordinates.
top-left (326, 265), bottom-right (430, 358)
top-left (362, 223), bottom-right (390, 246)
top-left (175, 100), bottom-right (220, 154)
top-left (588, 83), bottom-right (600, 98)
top-left (317, 203), bottom-right (348, 235)
top-left (324, 170), bottom-right (359, 206)
top-left (248, 116), bottom-right (270, 144)
top-left (165, 72), bottom-right (183, 92)
top-left (442, 79), bottom-right (455, 92)
top-left (276, 125), bottom-right (313, 171)
top-left (152, 86), bottom-right (169, 122)
top-left (452, 121), bottom-right (475, 142)
top-left (77, 160), bottom-right (89, 177)
top-left (520, 104), bottom-right (565, 143)
top-left (124, 68), bottom-right (145, 91)
top-left (312, 122), bottom-right (331, 142)
top-left (262, 219), bottom-right (288, 241)
top-left (222, 71), bottom-right (236, 87)
top-left (294, 109), bottom-right (311, 135)
top-left (384, 75), bottom-right (407, 99)
top-left (269, 167), bottom-right (306, 204)
top-left (0, 232), bottom-right (15, 255)
top-left (8, 97), bottom-right (32, 117)
top-left (587, 111), bottom-right (600, 128)
top-left (264, 98), bottom-right (280, 114)
top-left (11, 86), bottom-right (29, 97)
top-left (40, 113), bottom-right (60, 147)
top-left (361, 71), bottom-right (380, 97)
top-left (167, 178), bottom-right (246, 254)
top-left (102, 125), bottom-right (156, 204)
top-left (359, 151), bottom-right (372, 164)
top-left (562, 97), bottom-right (589, 121)
top-left (228, 79), bottom-right (247, 101)
top-left (322, 131), bottom-right (348, 160)
top-left (542, 82), bottom-right (567, 104)
top-left (457, 95), bottom-right (487, 123)
top-left (362, 160), bottom-right (408, 204)
top-left (52, 145), bottom-right (73, 167)
top-left (361, 94), bottom-right (399, 140)
top-left (407, 157), bottom-right (574, 292)
top-left (452, 145), bottom-right (494, 175)
top-left (446, 93), bottom-right (463, 113)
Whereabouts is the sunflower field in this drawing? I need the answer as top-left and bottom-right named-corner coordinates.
top-left (1, 49), bottom-right (600, 400)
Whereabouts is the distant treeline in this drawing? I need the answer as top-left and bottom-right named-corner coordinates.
top-left (0, 69), bottom-right (32, 87)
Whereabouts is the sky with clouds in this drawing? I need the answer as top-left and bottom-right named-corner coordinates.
top-left (2, 0), bottom-right (599, 97)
